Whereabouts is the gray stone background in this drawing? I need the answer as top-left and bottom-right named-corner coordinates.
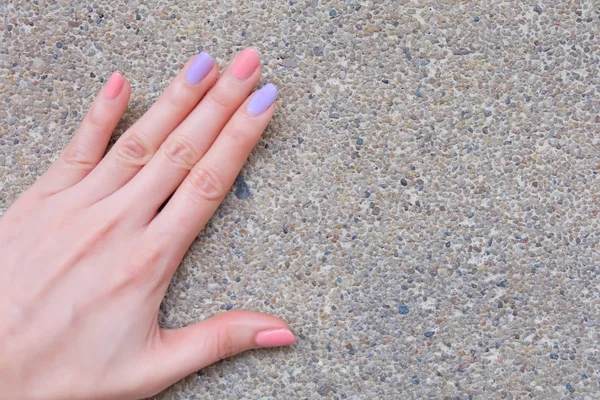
top-left (1, 0), bottom-right (599, 399)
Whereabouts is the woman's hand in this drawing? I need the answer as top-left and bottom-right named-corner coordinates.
top-left (0, 48), bottom-right (294, 400)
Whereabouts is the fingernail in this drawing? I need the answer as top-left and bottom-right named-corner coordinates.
top-left (247, 83), bottom-right (277, 115)
top-left (186, 52), bottom-right (214, 85)
top-left (104, 72), bottom-right (124, 99)
top-left (232, 48), bottom-right (261, 81)
top-left (255, 328), bottom-right (296, 348)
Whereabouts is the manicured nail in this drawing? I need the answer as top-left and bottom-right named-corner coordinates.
top-left (104, 72), bottom-right (124, 100)
top-left (186, 52), bottom-right (214, 84)
top-left (255, 328), bottom-right (296, 347)
top-left (247, 83), bottom-right (277, 115)
top-left (232, 48), bottom-right (261, 81)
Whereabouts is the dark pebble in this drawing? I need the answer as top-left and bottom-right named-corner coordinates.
top-left (336, 277), bottom-right (342, 283)
top-left (312, 46), bottom-right (324, 56)
top-left (400, 178), bottom-right (408, 186)
top-left (474, 16), bottom-right (480, 22)
top-left (498, 301), bottom-right (503, 308)
top-left (329, 9), bottom-right (337, 17)
top-left (497, 280), bottom-right (507, 288)
top-left (317, 384), bottom-right (331, 396)
top-left (445, 242), bottom-right (451, 248)
top-left (550, 353), bottom-right (559, 360)
top-left (13, 138), bottom-right (19, 144)
top-left (453, 48), bottom-right (471, 56)
top-left (356, 138), bottom-right (364, 145)
top-left (348, 349), bottom-right (356, 355)
top-left (566, 383), bottom-right (574, 393)
top-left (411, 378), bottom-right (420, 385)
top-left (382, 79), bottom-right (389, 84)
top-left (234, 175), bottom-right (251, 199)
top-left (534, 4), bottom-right (543, 14)
top-left (398, 304), bottom-right (409, 315)
top-left (225, 304), bottom-right (233, 310)
top-left (424, 331), bottom-right (435, 339)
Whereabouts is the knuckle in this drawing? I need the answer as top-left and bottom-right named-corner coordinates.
top-left (62, 144), bottom-right (95, 170)
top-left (120, 246), bottom-right (165, 286)
top-left (185, 166), bottom-right (225, 202)
top-left (165, 83), bottom-right (192, 109)
top-left (85, 108), bottom-right (105, 133)
top-left (224, 125), bottom-right (250, 147)
top-left (206, 90), bottom-right (236, 111)
top-left (162, 136), bottom-right (199, 170)
top-left (215, 329), bottom-right (238, 361)
top-left (116, 133), bottom-right (151, 167)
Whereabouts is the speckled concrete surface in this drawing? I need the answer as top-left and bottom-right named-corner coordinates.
top-left (1, 1), bottom-right (599, 399)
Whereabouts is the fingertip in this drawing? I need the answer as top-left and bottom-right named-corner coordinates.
top-left (247, 83), bottom-right (278, 115)
top-left (232, 47), bottom-right (262, 81)
top-left (104, 72), bottom-right (125, 100)
top-left (255, 328), bottom-right (296, 348)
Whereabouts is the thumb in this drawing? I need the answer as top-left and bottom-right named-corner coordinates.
top-left (143, 310), bottom-right (295, 390)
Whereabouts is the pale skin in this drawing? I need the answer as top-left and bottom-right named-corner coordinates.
top-left (0, 48), bottom-right (295, 399)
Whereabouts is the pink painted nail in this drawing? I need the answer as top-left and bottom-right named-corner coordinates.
top-left (231, 48), bottom-right (261, 81)
top-left (255, 328), bottom-right (296, 348)
top-left (104, 72), bottom-right (124, 99)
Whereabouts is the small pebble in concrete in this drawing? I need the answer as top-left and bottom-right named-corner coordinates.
top-left (234, 175), bottom-right (251, 199)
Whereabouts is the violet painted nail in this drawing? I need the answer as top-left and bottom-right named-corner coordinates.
top-left (186, 52), bottom-right (214, 84)
top-left (247, 83), bottom-right (277, 115)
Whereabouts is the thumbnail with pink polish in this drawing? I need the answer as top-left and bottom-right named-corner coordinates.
top-left (255, 328), bottom-right (296, 347)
